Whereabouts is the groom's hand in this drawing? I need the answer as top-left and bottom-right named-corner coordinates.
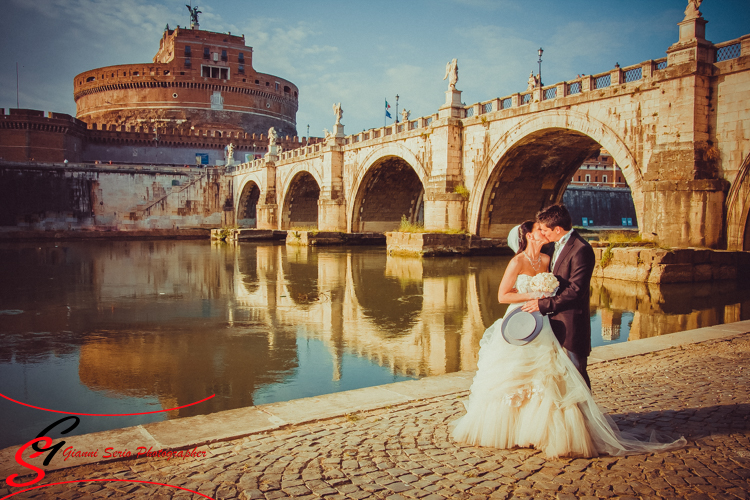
top-left (522, 299), bottom-right (540, 313)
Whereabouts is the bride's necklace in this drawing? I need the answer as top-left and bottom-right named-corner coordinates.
top-left (523, 251), bottom-right (542, 271)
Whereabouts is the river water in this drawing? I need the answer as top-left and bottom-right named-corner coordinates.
top-left (1, 240), bottom-right (748, 448)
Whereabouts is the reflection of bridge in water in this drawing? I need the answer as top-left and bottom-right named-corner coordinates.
top-left (230, 12), bottom-right (750, 251)
top-left (69, 242), bottom-right (750, 418)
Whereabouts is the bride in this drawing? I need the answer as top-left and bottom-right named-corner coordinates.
top-left (451, 221), bottom-right (686, 458)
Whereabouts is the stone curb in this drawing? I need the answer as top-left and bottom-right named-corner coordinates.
top-left (1, 320), bottom-right (749, 478)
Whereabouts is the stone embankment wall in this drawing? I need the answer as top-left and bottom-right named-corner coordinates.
top-left (562, 186), bottom-right (637, 227)
top-left (0, 162), bottom-right (232, 233)
top-left (593, 245), bottom-right (750, 283)
top-left (385, 232), bottom-right (507, 256)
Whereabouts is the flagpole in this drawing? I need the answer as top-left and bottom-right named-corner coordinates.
top-left (384, 98), bottom-right (386, 128)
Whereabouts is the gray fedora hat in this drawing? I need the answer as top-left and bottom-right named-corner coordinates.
top-left (501, 307), bottom-right (544, 346)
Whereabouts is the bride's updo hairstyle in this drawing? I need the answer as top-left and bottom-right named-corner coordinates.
top-left (515, 220), bottom-right (535, 255)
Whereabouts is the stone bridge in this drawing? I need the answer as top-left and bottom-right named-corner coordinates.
top-left (229, 13), bottom-right (750, 250)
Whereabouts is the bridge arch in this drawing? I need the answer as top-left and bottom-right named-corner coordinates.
top-left (347, 144), bottom-right (428, 233)
top-left (469, 110), bottom-right (644, 238)
top-left (725, 153), bottom-right (750, 251)
top-left (236, 173), bottom-right (264, 227)
top-left (280, 165), bottom-right (322, 230)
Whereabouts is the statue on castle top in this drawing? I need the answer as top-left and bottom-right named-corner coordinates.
top-left (333, 103), bottom-right (343, 125)
top-left (527, 71), bottom-right (539, 92)
top-left (401, 109), bottom-right (411, 122)
top-left (684, 0), bottom-right (702, 20)
top-left (186, 5), bottom-right (201, 25)
top-left (444, 58), bottom-right (459, 89)
top-left (268, 127), bottom-right (278, 147)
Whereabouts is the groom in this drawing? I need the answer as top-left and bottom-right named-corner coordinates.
top-left (522, 204), bottom-right (596, 388)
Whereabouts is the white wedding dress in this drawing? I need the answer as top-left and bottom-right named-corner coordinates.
top-left (451, 274), bottom-right (686, 458)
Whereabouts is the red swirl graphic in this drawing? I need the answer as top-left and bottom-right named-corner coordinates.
top-left (1, 479), bottom-right (213, 499)
top-left (0, 392), bottom-right (215, 416)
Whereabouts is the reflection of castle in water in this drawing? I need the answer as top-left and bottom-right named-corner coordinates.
top-left (64, 242), bottom-right (750, 418)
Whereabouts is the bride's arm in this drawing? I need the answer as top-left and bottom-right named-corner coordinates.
top-left (497, 257), bottom-right (538, 304)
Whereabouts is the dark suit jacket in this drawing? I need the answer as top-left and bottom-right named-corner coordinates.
top-left (538, 231), bottom-right (596, 358)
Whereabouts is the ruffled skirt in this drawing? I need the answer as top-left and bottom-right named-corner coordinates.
top-left (450, 303), bottom-right (686, 458)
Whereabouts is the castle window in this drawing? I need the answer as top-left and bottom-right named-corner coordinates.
top-left (585, 175), bottom-right (590, 182)
top-left (184, 45), bottom-right (191, 56)
top-left (86, 76), bottom-right (96, 82)
top-left (185, 58), bottom-right (191, 67)
top-left (164, 70), bottom-right (170, 75)
top-left (283, 85), bottom-right (290, 93)
top-left (618, 176), bottom-right (622, 183)
top-left (266, 82), bottom-right (269, 86)
top-left (603, 175), bottom-right (607, 183)
top-left (238, 64), bottom-right (245, 74)
top-left (255, 80), bottom-right (259, 85)
top-left (577, 176), bottom-right (581, 181)
top-left (221, 50), bottom-right (227, 61)
top-left (238, 52), bottom-right (244, 63)
top-left (275, 82), bottom-right (279, 91)
top-left (201, 64), bottom-right (230, 80)
top-left (203, 46), bottom-right (210, 59)
top-left (595, 176), bottom-right (598, 182)
top-left (133, 71), bottom-right (139, 76)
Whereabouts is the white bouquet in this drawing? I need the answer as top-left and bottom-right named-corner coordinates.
top-left (529, 272), bottom-right (559, 298)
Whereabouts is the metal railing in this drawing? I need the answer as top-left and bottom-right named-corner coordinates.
top-left (716, 42), bottom-right (741, 62)
top-left (568, 82), bottom-right (581, 95)
top-left (501, 97), bottom-right (512, 109)
top-left (465, 107), bottom-right (475, 118)
top-left (521, 93), bottom-right (532, 104)
top-left (624, 67), bottom-right (642, 83)
top-left (656, 60), bottom-right (668, 70)
top-left (594, 74), bottom-right (611, 89)
top-left (483, 102), bottom-right (493, 114)
top-left (544, 87), bottom-right (557, 100)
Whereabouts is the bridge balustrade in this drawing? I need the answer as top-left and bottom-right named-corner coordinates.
top-left (624, 67), bottom-right (643, 83)
top-left (543, 87), bottom-right (557, 100)
top-left (594, 74), bottom-right (611, 89)
top-left (715, 42), bottom-right (742, 62)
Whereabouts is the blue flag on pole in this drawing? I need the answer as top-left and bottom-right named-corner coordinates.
top-left (385, 99), bottom-right (392, 119)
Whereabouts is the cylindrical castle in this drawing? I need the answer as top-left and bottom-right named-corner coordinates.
top-left (74, 27), bottom-right (298, 138)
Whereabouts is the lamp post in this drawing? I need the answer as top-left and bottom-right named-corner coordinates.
top-left (395, 94), bottom-right (399, 123)
top-left (537, 47), bottom-right (543, 87)
top-left (306, 124), bottom-right (309, 145)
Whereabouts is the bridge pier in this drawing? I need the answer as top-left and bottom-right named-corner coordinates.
top-left (318, 135), bottom-right (347, 232)
top-left (643, 179), bottom-right (727, 248)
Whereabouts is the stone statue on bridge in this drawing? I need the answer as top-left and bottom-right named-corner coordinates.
top-left (268, 127), bottom-right (278, 147)
top-left (333, 103), bottom-right (343, 125)
top-left (684, 0), bottom-right (703, 20)
top-left (401, 109), bottom-right (411, 122)
top-left (225, 142), bottom-right (235, 166)
top-left (444, 59), bottom-right (459, 89)
top-left (527, 71), bottom-right (540, 91)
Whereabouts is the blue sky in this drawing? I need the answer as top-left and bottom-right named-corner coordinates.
top-left (1, 0), bottom-right (747, 138)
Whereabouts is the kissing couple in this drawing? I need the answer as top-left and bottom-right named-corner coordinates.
top-left (451, 204), bottom-right (686, 458)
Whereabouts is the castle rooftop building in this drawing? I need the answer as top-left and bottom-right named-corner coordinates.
top-left (73, 26), bottom-right (298, 139)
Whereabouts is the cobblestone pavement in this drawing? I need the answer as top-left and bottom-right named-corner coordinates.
top-left (4, 335), bottom-right (750, 500)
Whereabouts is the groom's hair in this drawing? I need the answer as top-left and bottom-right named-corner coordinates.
top-left (537, 204), bottom-right (572, 231)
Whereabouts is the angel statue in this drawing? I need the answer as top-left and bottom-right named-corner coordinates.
top-left (225, 143), bottom-right (235, 165)
top-left (527, 71), bottom-right (539, 91)
top-left (684, 0), bottom-right (702, 20)
top-left (268, 127), bottom-right (278, 147)
top-left (333, 103), bottom-right (343, 125)
top-left (443, 58), bottom-right (459, 89)
top-left (401, 109), bottom-right (411, 122)
top-left (186, 5), bottom-right (201, 25)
